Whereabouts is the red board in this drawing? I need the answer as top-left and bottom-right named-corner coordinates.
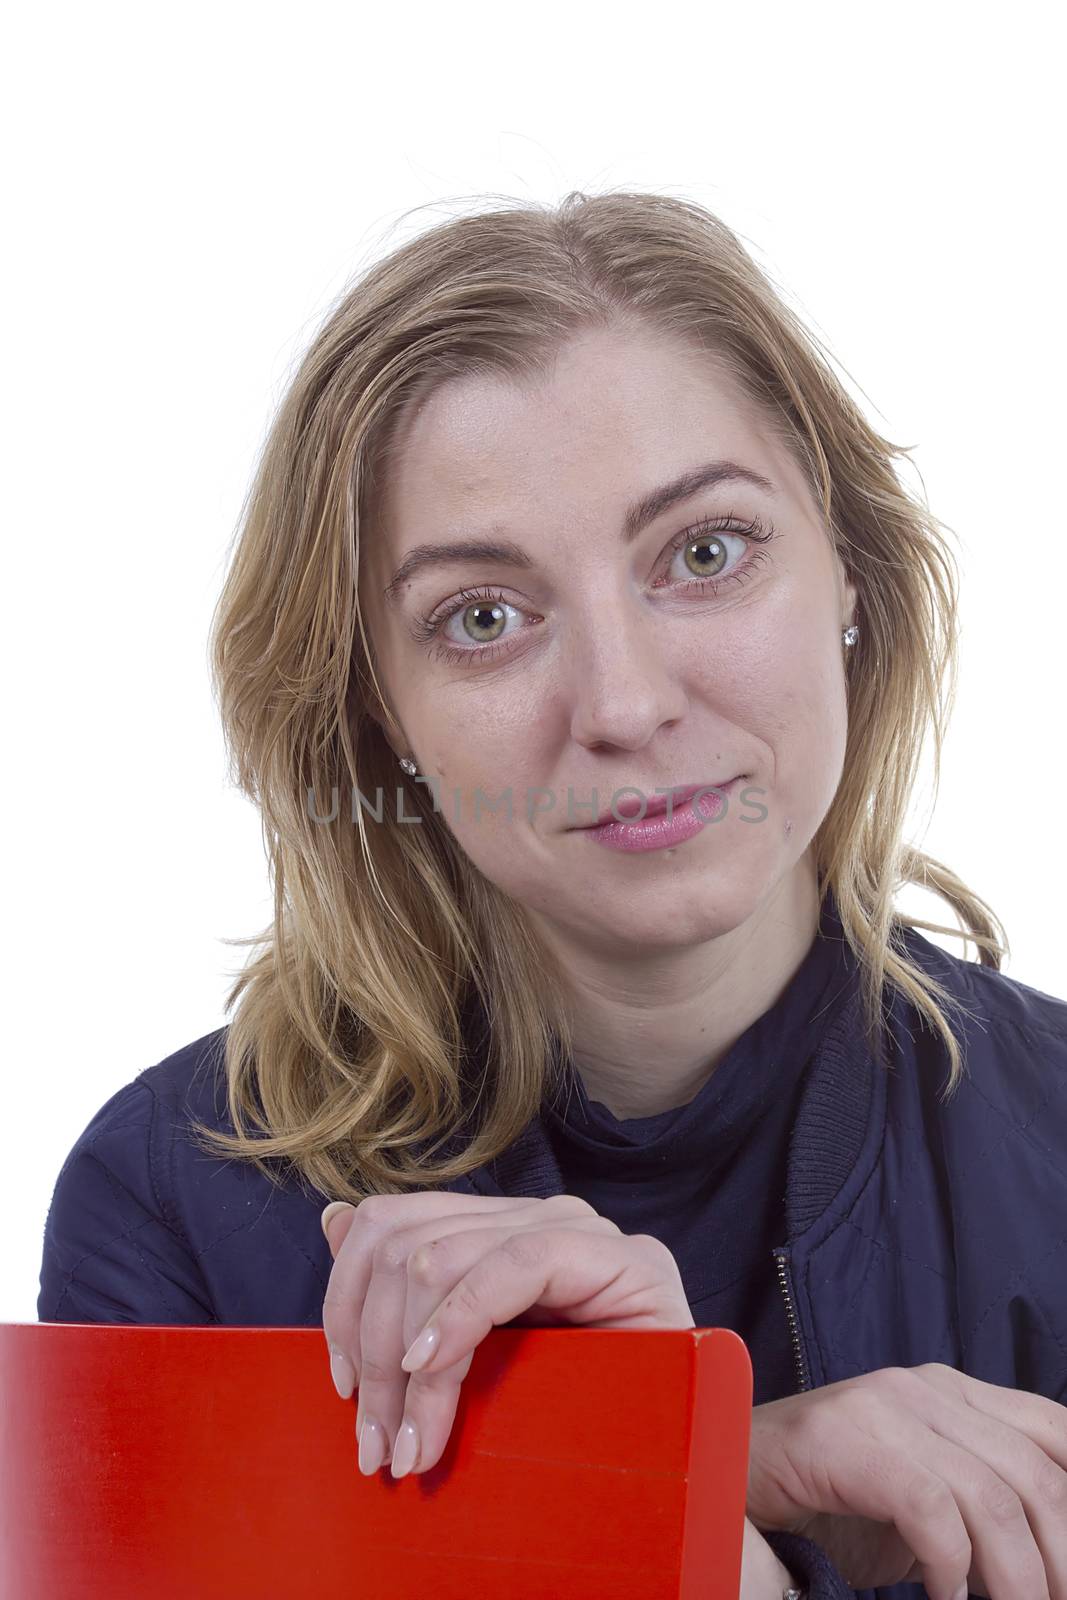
top-left (1, 1322), bottom-right (753, 1599)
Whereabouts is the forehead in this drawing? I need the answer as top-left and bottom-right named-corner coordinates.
top-left (365, 327), bottom-right (804, 584)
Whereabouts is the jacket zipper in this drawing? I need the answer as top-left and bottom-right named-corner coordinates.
top-left (773, 1247), bottom-right (812, 1393)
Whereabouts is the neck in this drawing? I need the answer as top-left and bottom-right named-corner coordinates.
top-left (531, 862), bottom-right (823, 1119)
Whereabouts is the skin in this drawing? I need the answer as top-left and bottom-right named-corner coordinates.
top-left (360, 320), bottom-right (858, 1119)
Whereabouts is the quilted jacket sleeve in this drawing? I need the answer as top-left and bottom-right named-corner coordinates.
top-left (37, 1076), bottom-right (217, 1325)
top-left (763, 1529), bottom-right (859, 1597)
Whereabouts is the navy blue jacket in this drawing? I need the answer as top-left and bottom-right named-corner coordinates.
top-left (37, 916), bottom-right (1067, 1599)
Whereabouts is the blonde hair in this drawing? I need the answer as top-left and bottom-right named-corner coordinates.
top-left (192, 188), bottom-right (1008, 1203)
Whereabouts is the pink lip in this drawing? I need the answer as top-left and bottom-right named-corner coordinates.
top-left (580, 779), bottom-right (742, 829)
top-left (577, 777), bottom-right (744, 854)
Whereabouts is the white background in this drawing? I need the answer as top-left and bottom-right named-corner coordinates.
top-left (4, 2), bottom-right (1063, 1324)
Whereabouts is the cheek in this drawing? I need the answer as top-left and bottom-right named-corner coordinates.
top-left (694, 635), bottom-right (848, 791)
top-left (414, 716), bottom-right (551, 857)
top-left (415, 682), bottom-right (547, 785)
top-left (441, 798), bottom-right (562, 920)
top-left (762, 647), bottom-right (850, 805)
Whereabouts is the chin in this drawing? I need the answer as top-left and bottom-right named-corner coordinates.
top-left (597, 869), bottom-right (767, 950)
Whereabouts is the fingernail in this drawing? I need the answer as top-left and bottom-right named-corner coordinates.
top-left (952, 1587), bottom-right (969, 1600)
top-left (328, 1342), bottom-right (356, 1399)
top-left (401, 1323), bottom-right (440, 1373)
top-left (390, 1418), bottom-right (419, 1479)
top-left (358, 1416), bottom-right (386, 1475)
top-left (320, 1201), bottom-right (355, 1243)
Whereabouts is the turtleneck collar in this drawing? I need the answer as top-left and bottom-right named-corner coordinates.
top-left (540, 889), bottom-right (855, 1175)
top-left (460, 889), bottom-right (880, 1247)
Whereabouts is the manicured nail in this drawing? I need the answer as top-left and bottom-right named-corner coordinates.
top-left (328, 1342), bottom-right (356, 1399)
top-left (401, 1323), bottom-right (440, 1373)
top-left (390, 1418), bottom-right (419, 1478)
top-left (358, 1416), bottom-right (386, 1475)
top-left (320, 1201), bottom-right (355, 1243)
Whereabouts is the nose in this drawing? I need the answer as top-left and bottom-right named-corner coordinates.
top-left (566, 600), bottom-right (689, 752)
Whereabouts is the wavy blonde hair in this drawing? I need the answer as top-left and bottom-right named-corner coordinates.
top-left (192, 188), bottom-right (1008, 1203)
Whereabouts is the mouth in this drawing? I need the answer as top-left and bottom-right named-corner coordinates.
top-left (575, 777), bottom-right (745, 829)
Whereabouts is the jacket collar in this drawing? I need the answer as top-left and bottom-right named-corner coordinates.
top-left (458, 952), bottom-right (885, 1246)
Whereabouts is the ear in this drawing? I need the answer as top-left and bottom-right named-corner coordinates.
top-left (364, 704), bottom-right (398, 753)
top-left (347, 678), bottom-right (406, 764)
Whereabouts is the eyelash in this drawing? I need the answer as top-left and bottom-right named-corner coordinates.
top-left (413, 512), bottom-right (778, 668)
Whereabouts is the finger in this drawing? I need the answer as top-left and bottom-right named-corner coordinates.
top-left (840, 1388), bottom-right (1052, 1600)
top-left (915, 1364), bottom-right (1067, 1474)
top-left (394, 1221), bottom-right (675, 1386)
top-left (901, 1367), bottom-right (1067, 1597)
top-left (389, 1216), bottom-right (621, 1477)
top-left (356, 1213), bottom-right (616, 1478)
top-left (385, 1352), bottom-right (475, 1480)
top-left (321, 1192), bottom-right (558, 1399)
top-left (350, 1203), bottom-right (548, 1461)
top-left (783, 1405), bottom-right (973, 1600)
top-left (347, 1200), bottom-right (552, 1466)
top-left (340, 1194), bottom-right (592, 1380)
top-left (320, 1205), bottom-right (360, 1397)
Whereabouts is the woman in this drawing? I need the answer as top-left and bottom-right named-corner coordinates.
top-left (38, 191), bottom-right (1067, 1600)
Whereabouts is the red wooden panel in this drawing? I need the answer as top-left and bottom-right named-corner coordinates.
top-left (1, 1322), bottom-right (752, 1599)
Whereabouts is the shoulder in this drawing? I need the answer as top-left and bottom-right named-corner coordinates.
top-left (896, 920), bottom-right (1067, 1069)
top-left (132, 1024), bottom-right (232, 1120)
top-left (75, 1024), bottom-right (239, 1217)
top-left (39, 1024), bottom-right (335, 1328)
top-left (887, 925), bottom-right (1067, 1400)
top-left (884, 921), bottom-right (1067, 1192)
top-left (890, 921), bottom-right (1067, 1203)
top-left (37, 1027), bottom-right (231, 1325)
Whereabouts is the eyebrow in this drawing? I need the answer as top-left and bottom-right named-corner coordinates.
top-left (382, 459), bottom-right (778, 606)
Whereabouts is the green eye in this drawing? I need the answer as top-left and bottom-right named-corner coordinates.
top-left (418, 511), bottom-right (778, 668)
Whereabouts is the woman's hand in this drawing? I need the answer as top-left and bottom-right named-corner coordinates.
top-left (746, 1362), bottom-right (1067, 1600)
top-left (320, 1191), bottom-right (695, 1479)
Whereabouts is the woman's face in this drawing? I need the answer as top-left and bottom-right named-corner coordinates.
top-left (360, 323), bottom-right (857, 956)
